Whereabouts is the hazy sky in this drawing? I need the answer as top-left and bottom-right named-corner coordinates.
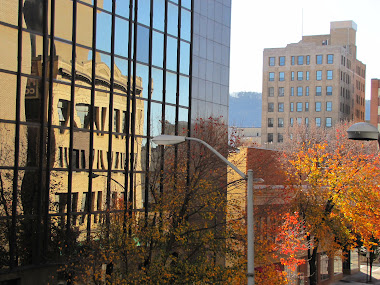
top-left (229, 0), bottom-right (380, 99)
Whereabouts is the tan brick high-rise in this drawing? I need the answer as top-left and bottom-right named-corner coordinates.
top-left (261, 21), bottom-right (366, 148)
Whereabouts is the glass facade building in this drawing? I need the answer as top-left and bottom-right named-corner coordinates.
top-left (0, 0), bottom-right (230, 282)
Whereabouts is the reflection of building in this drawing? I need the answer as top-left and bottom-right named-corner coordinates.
top-left (0, 0), bottom-right (231, 283)
top-left (261, 21), bottom-right (366, 149)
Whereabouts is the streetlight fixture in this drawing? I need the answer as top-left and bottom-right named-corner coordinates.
top-left (347, 122), bottom-right (379, 143)
top-left (152, 134), bottom-right (261, 285)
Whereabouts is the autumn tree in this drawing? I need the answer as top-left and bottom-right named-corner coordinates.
top-left (281, 122), bottom-right (380, 285)
top-left (56, 117), bottom-right (249, 284)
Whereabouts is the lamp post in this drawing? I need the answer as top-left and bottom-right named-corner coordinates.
top-left (152, 134), bottom-right (261, 285)
top-left (347, 122), bottom-right (380, 144)
top-left (347, 122), bottom-right (379, 281)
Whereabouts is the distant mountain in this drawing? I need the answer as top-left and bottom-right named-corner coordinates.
top-left (229, 91), bottom-right (262, 127)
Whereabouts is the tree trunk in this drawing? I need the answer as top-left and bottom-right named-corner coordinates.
top-left (308, 246), bottom-right (318, 285)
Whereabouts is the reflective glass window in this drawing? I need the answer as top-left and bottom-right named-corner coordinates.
top-left (152, 31), bottom-right (164, 67)
top-left (279, 72), bottom-right (285, 81)
top-left (316, 55), bottom-right (323, 64)
top-left (318, 113), bottom-right (324, 129)
top-left (297, 56), bottom-right (303, 65)
top-left (269, 72), bottom-right (274, 81)
top-left (296, 102), bottom-right (302, 112)
top-left (167, 3), bottom-right (178, 37)
top-left (327, 70), bottom-right (333, 80)
top-left (181, 8), bottom-right (191, 41)
top-left (297, 87), bottom-right (302, 96)
top-left (167, 36), bottom-right (178, 72)
top-left (279, 56), bottom-right (285, 66)
top-left (326, 101), bottom-right (332, 111)
top-left (278, 103), bottom-right (284, 112)
top-left (315, 102), bottom-right (321, 112)
top-left (137, 0), bottom-right (150, 26)
top-left (115, 18), bottom-right (129, 58)
top-left (278, 118), bottom-right (284, 128)
top-left (137, 25), bottom-right (149, 63)
top-left (268, 87), bottom-right (274, 97)
top-left (327, 54), bottom-right (334, 64)
top-left (180, 41), bottom-right (190, 75)
top-left (326, 117), bottom-right (332, 127)
top-left (326, 86), bottom-right (332, 95)
top-left (151, 68), bottom-right (163, 102)
top-left (179, 76), bottom-right (189, 107)
top-left (166, 71), bottom-right (177, 104)
top-left (269, 57), bottom-right (275, 66)
top-left (278, 87), bottom-right (284, 97)
top-left (316, 86), bottom-right (322, 96)
top-left (153, 0), bottom-right (165, 32)
top-left (316, 70), bottom-right (322, 81)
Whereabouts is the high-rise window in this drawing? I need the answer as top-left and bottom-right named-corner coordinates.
top-left (306, 86), bottom-right (309, 96)
top-left (278, 87), bottom-right (285, 97)
top-left (291, 56), bottom-right (295, 65)
top-left (305, 102), bottom-right (309, 111)
top-left (268, 133), bottom-right (274, 143)
top-left (315, 102), bottom-right (322, 112)
top-left (306, 55), bottom-right (310, 65)
top-left (305, 117), bottom-right (309, 126)
top-left (290, 118), bottom-right (294, 127)
top-left (278, 133), bottom-right (284, 143)
top-left (291, 71), bottom-right (295, 81)
top-left (316, 86), bottom-right (322, 96)
top-left (306, 71), bottom-right (310, 80)
top-left (327, 70), bottom-right (333, 80)
top-left (278, 118), bottom-right (284, 128)
top-left (326, 101), bottom-right (332, 111)
top-left (297, 87), bottom-right (303, 96)
top-left (269, 57), bottom-right (275, 66)
top-left (279, 56), bottom-right (285, 66)
top-left (298, 71), bottom-right (303, 81)
top-left (316, 55), bottom-right (323, 64)
top-left (296, 102), bottom-right (302, 112)
top-left (316, 117), bottom-right (321, 127)
top-left (297, 118), bottom-right (302, 125)
top-left (291, 87), bottom-right (294, 96)
top-left (269, 72), bottom-right (275, 81)
top-left (326, 117), bottom-right (332, 127)
top-left (268, 103), bottom-right (274, 112)
top-left (279, 72), bottom-right (285, 81)
top-left (290, 102), bottom-right (294, 112)
top-left (327, 54), bottom-right (334, 64)
top-left (298, 56), bottom-right (304, 65)
top-left (268, 87), bottom-right (274, 97)
top-left (326, 86), bottom-right (333, 95)
top-left (278, 103), bottom-right (284, 112)
top-left (268, 118), bottom-right (274, 127)
top-left (316, 70), bottom-right (322, 80)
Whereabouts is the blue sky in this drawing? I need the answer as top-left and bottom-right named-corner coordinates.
top-left (229, 0), bottom-right (380, 99)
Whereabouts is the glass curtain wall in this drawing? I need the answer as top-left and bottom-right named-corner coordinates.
top-left (0, 0), bottom-right (191, 270)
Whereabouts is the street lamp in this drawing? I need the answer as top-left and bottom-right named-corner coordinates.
top-left (347, 122), bottom-right (379, 143)
top-left (152, 134), bottom-right (261, 285)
